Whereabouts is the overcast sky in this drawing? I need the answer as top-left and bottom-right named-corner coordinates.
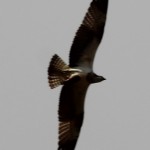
top-left (1, 0), bottom-right (150, 149)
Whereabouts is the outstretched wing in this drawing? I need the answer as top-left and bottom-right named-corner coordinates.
top-left (69, 0), bottom-right (108, 69)
top-left (58, 79), bottom-right (89, 150)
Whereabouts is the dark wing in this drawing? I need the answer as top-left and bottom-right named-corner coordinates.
top-left (58, 79), bottom-right (89, 150)
top-left (69, 0), bottom-right (108, 69)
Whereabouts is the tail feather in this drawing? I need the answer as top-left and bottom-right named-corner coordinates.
top-left (48, 54), bottom-right (70, 89)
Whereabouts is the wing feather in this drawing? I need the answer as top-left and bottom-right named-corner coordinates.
top-left (69, 0), bottom-right (108, 69)
top-left (58, 80), bottom-right (88, 149)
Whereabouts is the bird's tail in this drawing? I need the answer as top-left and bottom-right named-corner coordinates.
top-left (48, 54), bottom-right (71, 89)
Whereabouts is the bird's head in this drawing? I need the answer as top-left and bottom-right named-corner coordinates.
top-left (87, 72), bottom-right (106, 84)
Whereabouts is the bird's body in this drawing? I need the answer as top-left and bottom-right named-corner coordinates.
top-left (48, 0), bottom-right (108, 149)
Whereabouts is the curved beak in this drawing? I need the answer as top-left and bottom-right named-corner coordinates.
top-left (100, 76), bottom-right (106, 82)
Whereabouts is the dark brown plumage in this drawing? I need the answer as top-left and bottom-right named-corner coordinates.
top-left (48, 0), bottom-right (108, 149)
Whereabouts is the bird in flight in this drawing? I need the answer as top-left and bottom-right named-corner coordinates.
top-left (48, 0), bottom-right (108, 149)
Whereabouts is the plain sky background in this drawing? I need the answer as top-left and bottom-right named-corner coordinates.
top-left (1, 0), bottom-right (150, 149)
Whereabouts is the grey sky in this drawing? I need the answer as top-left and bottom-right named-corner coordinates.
top-left (0, 0), bottom-right (150, 149)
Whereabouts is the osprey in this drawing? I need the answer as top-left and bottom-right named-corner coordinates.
top-left (48, 0), bottom-right (108, 149)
